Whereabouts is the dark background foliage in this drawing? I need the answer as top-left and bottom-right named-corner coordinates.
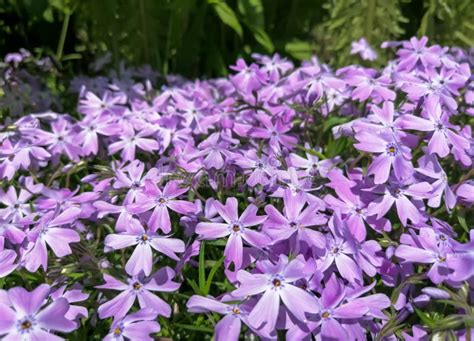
top-left (1, 0), bottom-right (473, 77)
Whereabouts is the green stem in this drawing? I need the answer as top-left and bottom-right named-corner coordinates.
top-left (56, 12), bottom-right (71, 63)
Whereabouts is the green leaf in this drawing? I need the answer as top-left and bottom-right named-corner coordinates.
top-left (238, 0), bottom-right (264, 28)
top-left (187, 278), bottom-right (202, 295)
top-left (454, 31), bottom-right (474, 46)
top-left (43, 7), bottom-right (54, 22)
top-left (433, 314), bottom-right (474, 331)
top-left (198, 241), bottom-right (206, 294)
top-left (295, 144), bottom-right (326, 160)
top-left (457, 213), bottom-right (469, 233)
top-left (323, 116), bottom-right (351, 133)
top-left (249, 26), bottom-right (274, 53)
top-left (285, 40), bottom-right (313, 60)
top-left (208, 0), bottom-right (243, 38)
top-left (175, 323), bottom-right (214, 333)
top-left (204, 257), bottom-right (224, 295)
top-left (414, 306), bottom-right (436, 328)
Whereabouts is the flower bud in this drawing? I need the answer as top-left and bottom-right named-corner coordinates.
top-left (421, 287), bottom-right (450, 299)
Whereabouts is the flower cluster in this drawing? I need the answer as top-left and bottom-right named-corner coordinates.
top-left (0, 37), bottom-right (473, 340)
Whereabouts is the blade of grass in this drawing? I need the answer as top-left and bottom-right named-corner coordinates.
top-left (204, 257), bottom-right (224, 295)
top-left (198, 241), bottom-right (206, 294)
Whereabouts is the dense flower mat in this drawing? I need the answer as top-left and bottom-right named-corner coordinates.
top-left (0, 37), bottom-right (473, 340)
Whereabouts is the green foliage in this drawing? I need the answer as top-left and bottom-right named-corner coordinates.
top-left (417, 0), bottom-right (474, 46)
top-left (1, 0), bottom-right (473, 76)
top-left (314, 0), bottom-right (408, 65)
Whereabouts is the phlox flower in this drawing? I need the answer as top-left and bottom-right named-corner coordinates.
top-left (351, 38), bottom-right (378, 61)
top-left (127, 180), bottom-right (195, 233)
top-left (103, 308), bottom-right (160, 341)
top-left (287, 274), bottom-right (390, 340)
top-left (0, 284), bottom-right (77, 340)
top-left (264, 191), bottom-right (326, 251)
top-left (187, 295), bottom-right (265, 341)
top-left (97, 267), bottom-right (180, 319)
top-left (104, 219), bottom-right (185, 276)
top-left (232, 255), bottom-right (319, 331)
top-left (108, 124), bottom-right (159, 161)
top-left (355, 130), bottom-right (413, 184)
top-left (398, 97), bottom-right (470, 158)
top-left (196, 197), bottom-right (269, 269)
top-left (367, 179), bottom-right (432, 226)
top-left (395, 228), bottom-right (453, 284)
top-left (0, 186), bottom-right (32, 222)
top-left (396, 36), bottom-right (440, 71)
top-left (24, 207), bottom-right (81, 272)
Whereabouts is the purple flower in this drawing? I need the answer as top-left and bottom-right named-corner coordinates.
top-left (401, 325), bottom-right (428, 341)
top-left (456, 181), bottom-right (474, 205)
top-left (24, 207), bottom-right (81, 272)
top-left (416, 153), bottom-right (456, 210)
top-left (232, 255), bottom-right (319, 331)
top-left (345, 68), bottom-right (396, 102)
top-left (97, 267), bottom-right (180, 319)
top-left (230, 58), bottom-right (266, 93)
top-left (0, 186), bottom-right (32, 222)
top-left (94, 200), bottom-right (133, 232)
top-left (32, 117), bottom-right (82, 161)
top-left (108, 124), bottom-right (159, 161)
top-left (288, 148), bottom-right (339, 178)
top-left (324, 169), bottom-right (391, 240)
top-left (191, 132), bottom-right (237, 170)
top-left (288, 274), bottom-right (390, 340)
top-left (0, 237), bottom-right (17, 277)
top-left (128, 180), bottom-right (195, 233)
top-left (113, 160), bottom-right (159, 204)
top-left (234, 149), bottom-right (278, 187)
top-left (367, 179), bottom-right (432, 226)
top-left (103, 308), bottom-right (160, 341)
top-left (78, 115), bottom-right (121, 155)
top-left (396, 36), bottom-right (440, 71)
top-left (104, 219), bottom-right (185, 275)
top-left (50, 285), bottom-right (89, 322)
top-left (351, 38), bottom-right (378, 61)
top-left (317, 215), bottom-right (363, 284)
top-left (187, 295), bottom-right (265, 341)
top-left (196, 197), bottom-right (269, 269)
top-left (264, 191), bottom-right (326, 251)
top-left (355, 130), bottom-right (413, 184)
top-left (251, 114), bottom-right (297, 153)
top-left (446, 230), bottom-right (474, 282)
top-left (79, 91), bottom-right (124, 117)
top-left (398, 97), bottom-right (470, 158)
top-left (0, 284), bottom-right (77, 339)
top-left (395, 228), bottom-right (451, 284)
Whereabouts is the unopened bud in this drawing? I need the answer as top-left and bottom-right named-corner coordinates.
top-left (421, 287), bottom-right (450, 300)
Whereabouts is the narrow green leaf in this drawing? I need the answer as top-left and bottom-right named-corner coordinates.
top-left (295, 144), bottom-right (326, 160)
top-left (414, 306), bottom-right (436, 328)
top-left (175, 323), bottom-right (214, 333)
top-left (250, 26), bottom-right (274, 53)
top-left (208, 0), bottom-right (243, 38)
top-left (187, 278), bottom-right (202, 295)
top-left (457, 213), bottom-right (469, 233)
top-left (323, 116), bottom-right (351, 133)
top-left (285, 40), bottom-right (313, 61)
top-left (204, 257), bottom-right (224, 295)
top-left (238, 0), bottom-right (264, 28)
top-left (198, 241), bottom-right (206, 294)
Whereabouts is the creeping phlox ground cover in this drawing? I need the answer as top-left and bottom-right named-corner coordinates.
top-left (0, 37), bottom-right (473, 340)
